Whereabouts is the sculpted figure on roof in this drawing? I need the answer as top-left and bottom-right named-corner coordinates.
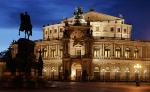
top-left (74, 7), bottom-right (83, 19)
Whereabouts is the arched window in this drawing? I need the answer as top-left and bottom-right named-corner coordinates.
top-left (51, 49), bottom-right (56, 57)
top-left (106, 67), bottom-right (110, 72)
top-left (60, 49), bottom-right (63, 58)
top-left (104, 49), bottom-right (110, 58)
top-left (94, 67), bottom-right (100, 72)
top-left (125, 48), bottom-right (130, 58)
top-left (134, 49), bottom-right (139, 59)
top-left (115, 47), bottom-right (121, 58)
top-left (125, 67), bottom-right (130, 72)
top-left (94, 48), bottom-right (99, 57)
top-left (76, 49), bottom-right (81, 56)
top-left (74, 44), bottom-right (82, 56)
top-left (115, 67), bottom-right (120, 72)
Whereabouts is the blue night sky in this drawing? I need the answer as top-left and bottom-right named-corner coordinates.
top-left (0, 0), bottom-right (150, 51)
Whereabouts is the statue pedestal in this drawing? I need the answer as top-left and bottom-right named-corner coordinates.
top-left (15, 38), bottom-right (35, 76)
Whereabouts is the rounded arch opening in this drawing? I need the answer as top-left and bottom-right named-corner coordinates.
top-left (71, 63), bottom-right (82, 80)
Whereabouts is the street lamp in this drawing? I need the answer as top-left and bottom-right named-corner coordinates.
top-left (134, 64), bottom-right (142, 86)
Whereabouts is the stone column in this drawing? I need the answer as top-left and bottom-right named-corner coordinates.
top-left (114, 43), bottom-right (116, 58)
top-left (58, 45), bottom-right (60, 57)
top-left (56, 44), bottom-right (58, 56)
top-left (63, 39), bottom-right (69, 57)
top-left (102, 43), bottom-right (105, 58)
top-left (49, 45), bottom-right (50, 57)
top-left (121, 44), bottom-right (124, 58)
top-left (85, 40), bottom-right (89, 57)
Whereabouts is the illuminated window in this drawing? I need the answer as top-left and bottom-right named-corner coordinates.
top-left (51, 49), bottom-right (55, 57)
top-left (115, 67), bottom-right (120, 72)
top-left (106, 67), bottom-right (110, 71)
top-left (104, 49), bottom-right (110, 58)
top-left (125, 67), bottom-right (130, 72)
top-left (134, 49), bottom-right (139, 59)
top-left (60, 49), bottom-right (63, 58)
top-left (115, 48), bottom-right (121, 58)
top-left (59, 66), bottom-right (63, 72)
top-left (94, 49), bottom-right (99, 57)
top-left (125, 48), bottom-right (130, 58)
top-left (94, 67), bottom-right (100, 72)
top-left (45, 50), bottom-right (48, 58)
top-left (76, 50), bottom-right (81, 56)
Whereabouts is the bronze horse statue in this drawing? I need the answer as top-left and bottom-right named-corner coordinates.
top-left (19, 12), bottom-right (32, 39)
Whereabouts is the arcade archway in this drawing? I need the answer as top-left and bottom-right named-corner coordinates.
top-left (71, 63), bottom-right (82, 80)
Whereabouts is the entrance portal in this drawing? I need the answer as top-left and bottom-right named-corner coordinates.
top-left (71, 63), bottom-right (82, 80)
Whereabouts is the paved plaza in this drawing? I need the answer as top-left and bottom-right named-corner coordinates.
top-left (0, 82), bottom-right (150, 92)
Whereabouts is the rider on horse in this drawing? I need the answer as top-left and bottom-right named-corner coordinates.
top-left (19, 12), bottom-right (32, 39)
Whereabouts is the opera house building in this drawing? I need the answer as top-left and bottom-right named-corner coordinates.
top-left (11, 8), bottom-right (150, 82)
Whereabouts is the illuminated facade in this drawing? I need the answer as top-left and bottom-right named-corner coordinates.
top-left (12, 8), bottom-right (150, 81)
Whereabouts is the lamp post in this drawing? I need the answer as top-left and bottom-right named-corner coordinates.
top-left (134, 64), bottom-right (141, 86)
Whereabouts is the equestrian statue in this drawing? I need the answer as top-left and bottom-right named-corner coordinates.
top-left (19, 12), bottom-right (32, 39)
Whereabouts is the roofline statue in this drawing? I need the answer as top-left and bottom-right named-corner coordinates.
top-left (19, 12), bottom-right (32, 40)
top-left (74, 7), bottom-right (83, 19)
top-left (73, 7), bottom-right (84, 26)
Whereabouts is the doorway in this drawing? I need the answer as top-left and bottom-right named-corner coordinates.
top-left (71, 63), bottom-right (82, 80)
